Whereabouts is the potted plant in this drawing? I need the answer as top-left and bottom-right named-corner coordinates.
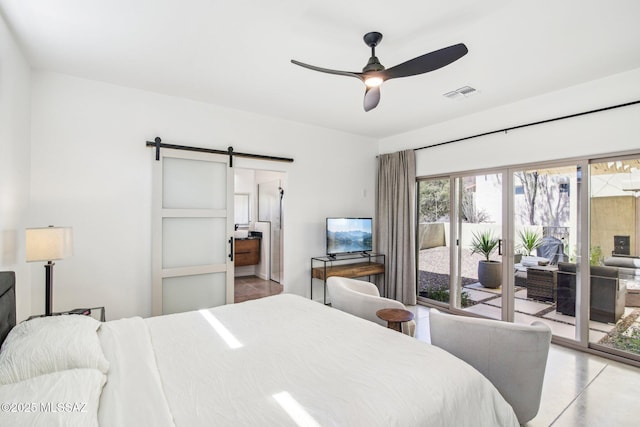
top-left (470, 230), bottom-right (502, 288)
top-left (517, 228), bottom-right (543, 256)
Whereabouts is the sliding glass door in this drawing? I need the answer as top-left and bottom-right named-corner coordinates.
top-left (417, 162), bottom-right (587, 344)
top-left (510, 164), bottom-right (580, 343)
top-left (417, 155), bottom-right (640, 363)
top-left (417, 178), bottom-right (452, 305)
top-left (589, 157), bottom-right (640, 360)
top-left (454, 172), bottom-right (504, 320)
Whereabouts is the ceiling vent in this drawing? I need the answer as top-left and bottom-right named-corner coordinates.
top-left (443, 85), bottom-right (478, 99)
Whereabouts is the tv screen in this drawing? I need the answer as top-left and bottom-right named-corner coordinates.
top-left (326, 217), bottom-right (373, 255)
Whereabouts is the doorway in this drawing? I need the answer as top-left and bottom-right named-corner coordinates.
top-left (233, 168), bottom-right (286, 303)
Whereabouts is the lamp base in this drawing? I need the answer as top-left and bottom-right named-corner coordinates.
top-left (45, 261), bottom-right (54, 316)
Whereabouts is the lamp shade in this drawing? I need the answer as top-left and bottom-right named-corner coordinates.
top-left (26, 226), bottom-right (73, 262)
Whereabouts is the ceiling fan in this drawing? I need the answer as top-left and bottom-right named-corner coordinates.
top-left (291, 32), bottom-right (468, 112)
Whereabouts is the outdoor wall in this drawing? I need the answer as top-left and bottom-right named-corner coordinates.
top-left (418, 222), bottom-right (540, 249)
top-left (418, 223), bottom-right (446, 249)
top-left (591, 196), bottom-right (636, 258)
top-left (0, 13), bottom-right (31, 321)
top-left (28, 71), bottom-right (377, 320)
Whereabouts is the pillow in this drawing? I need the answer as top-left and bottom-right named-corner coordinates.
top-left (603, 256), bottom-right (640, 268)
top-left (0, 368), bottom-right (105, 427)
top-left (521, 256), bottom-right (549, 267)
top-left (0, 315), bottom-right (109, 385)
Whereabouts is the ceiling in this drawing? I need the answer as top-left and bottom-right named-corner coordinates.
top-left (2, 0), bottom-right (640, 139)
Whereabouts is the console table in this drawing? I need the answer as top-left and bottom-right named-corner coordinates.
top-left (311, 253), bottom-right (385, 304)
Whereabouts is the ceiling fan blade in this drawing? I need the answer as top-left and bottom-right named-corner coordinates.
top-left (291, 60), bottom-right (363, 80)
top-left (364, 86), bottom-right (381, 112)
top-left (382, 43), bottom-right (468, 80)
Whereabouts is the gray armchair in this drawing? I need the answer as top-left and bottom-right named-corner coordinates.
top-left (429, 309), bottom-right (551, 425)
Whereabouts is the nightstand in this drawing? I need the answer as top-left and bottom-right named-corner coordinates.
top-left (27, 306), bottom-right (105, 322)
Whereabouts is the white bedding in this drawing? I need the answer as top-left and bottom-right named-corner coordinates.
top-left (98, 317), bottom-right (174, 427)
top-left (98, 294), bottom-right (518, 426)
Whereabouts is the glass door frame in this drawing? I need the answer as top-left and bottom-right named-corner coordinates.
top-left (418, 158), bottom-right (592, 349)
top-left (449, 169), bottom-right (514, 322)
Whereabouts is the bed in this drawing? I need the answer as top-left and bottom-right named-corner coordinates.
top-left (0, 271), bottom-right (518, 426)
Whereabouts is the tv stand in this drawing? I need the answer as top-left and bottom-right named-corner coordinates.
top-left (310, 253), bottom-right (385, 304)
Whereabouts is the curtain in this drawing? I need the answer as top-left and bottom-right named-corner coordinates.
top-left (375, 149), bottom-right (416, 305)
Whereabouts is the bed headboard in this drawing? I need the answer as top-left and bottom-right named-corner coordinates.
top-left (0, 271), bottom-right (16, 348)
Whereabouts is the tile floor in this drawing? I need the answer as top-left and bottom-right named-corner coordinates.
top-left (406, 304), bottom-right (640, 426)
top-left (234, 275), bottom-right (283, 303)
top-left (460, 283), bottom-right (635, 345)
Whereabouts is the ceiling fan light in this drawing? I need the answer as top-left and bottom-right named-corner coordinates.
top-left (364, 76), bottom-right (383, 88)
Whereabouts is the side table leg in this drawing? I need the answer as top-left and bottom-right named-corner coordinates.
top-left (387, 321), bottom-right (402, 333)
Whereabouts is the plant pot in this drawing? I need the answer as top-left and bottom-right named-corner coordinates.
top-left (478, 260), bottom-right (502, 288)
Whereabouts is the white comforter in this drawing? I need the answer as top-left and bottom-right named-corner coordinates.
top-left (98, 294), bottom-right (518, 426)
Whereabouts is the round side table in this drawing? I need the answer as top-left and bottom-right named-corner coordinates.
top-left (376, 308), bottom-right (414, 333)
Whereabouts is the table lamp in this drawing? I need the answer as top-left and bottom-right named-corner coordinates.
top-left (26, 226), bottom-right (73, 316)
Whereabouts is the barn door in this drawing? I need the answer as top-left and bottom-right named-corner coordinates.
top-left (152, 148), bottom-right (234, 315)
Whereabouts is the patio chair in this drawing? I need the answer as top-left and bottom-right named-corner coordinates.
top-left (429, 309), bottom-right (551, 425)
top-left (556, 262), bottom-right (626, 323)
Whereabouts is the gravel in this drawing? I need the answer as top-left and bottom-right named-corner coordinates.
top-left (418, 246), bottom-right (492, 291)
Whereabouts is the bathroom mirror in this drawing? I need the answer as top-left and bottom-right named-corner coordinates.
top-left (234, 193), bottom-right (250, 226)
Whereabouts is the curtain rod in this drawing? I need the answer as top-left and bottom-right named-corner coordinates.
top-left (414, 99), bottom-right (640, 151)
top-left (146, 137), bottom-right (294, 167)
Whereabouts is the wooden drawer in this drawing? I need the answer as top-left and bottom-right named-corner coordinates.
top-left (235, 239), bottom-right (260, 266)
top-left (311, 262), bottom-right (384, 280)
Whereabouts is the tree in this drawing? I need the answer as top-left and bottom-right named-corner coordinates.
top-left (460, 190), bottom-right (490, 223)
top-left (418, 179), bottom-right (450, 223)
top-left (515, 171), bottom-right (570, 227)
top-left (515, 171), bottom-right (539, 225)
top-left (418, 178), bottom-right (492, 224)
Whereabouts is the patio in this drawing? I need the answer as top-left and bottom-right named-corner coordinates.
top-left (418, 247), bottom-right (640, 354)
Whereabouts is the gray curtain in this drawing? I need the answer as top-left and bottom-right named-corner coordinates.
top-left (375, 149), bottom-right (416, 305)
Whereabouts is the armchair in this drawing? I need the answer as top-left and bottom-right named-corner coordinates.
top-left (429, 309), bottom-right (551, 425)
top-left (327, 276), bottom-right (416, 336)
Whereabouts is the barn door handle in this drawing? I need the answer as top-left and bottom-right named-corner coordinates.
top-left (229, 237), bottom-right (234, 261)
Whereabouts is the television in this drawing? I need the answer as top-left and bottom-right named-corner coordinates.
top-left (326, 217), bottom-right (373, 256)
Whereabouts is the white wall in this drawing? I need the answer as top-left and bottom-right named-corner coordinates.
top-left (379, 68), bottom-right (640, 176)
top-left (22, 43), bottom-right (639, 323)
top-left (0, 13), bottom-right (31, 320)
top-left (28, 72), bottom-right (377, 320)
